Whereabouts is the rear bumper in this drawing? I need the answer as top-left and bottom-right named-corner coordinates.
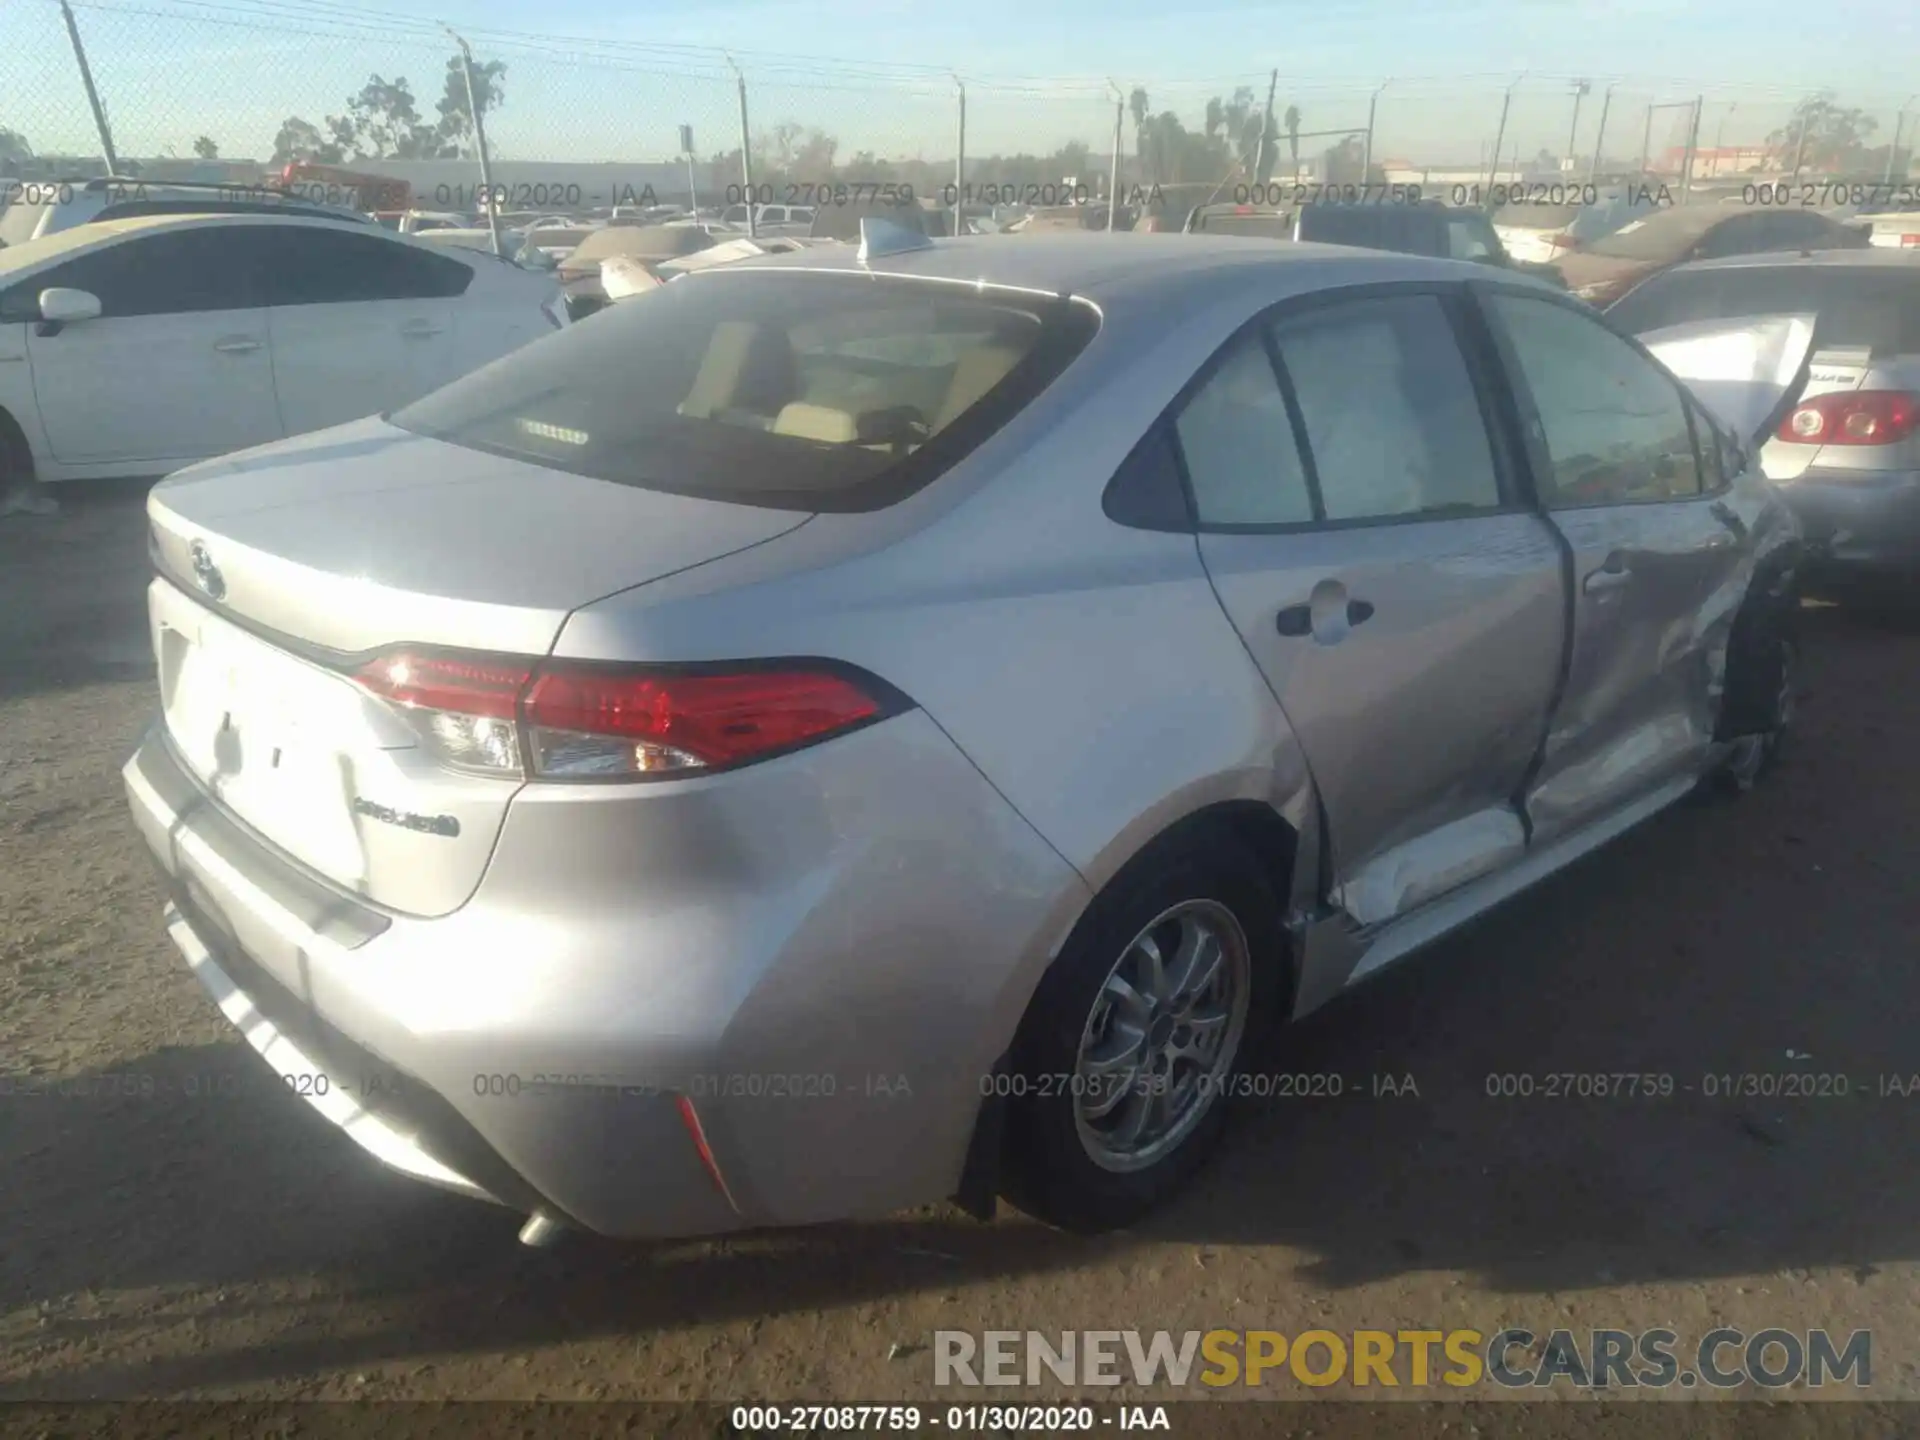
top-left (1774, 468), bottom-right (1920, 576)
top-left (123, 710), bottom-right (1086, 1239)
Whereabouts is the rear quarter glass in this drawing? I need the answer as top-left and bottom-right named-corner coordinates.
top-left (391, 271), bottom-right (1100, 514)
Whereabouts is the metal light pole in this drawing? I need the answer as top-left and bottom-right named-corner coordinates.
top-left (1587, 83), bottom-right (1614, 184)
top-left (1640, 105), bottom-right (1655, 175)
top-left (1487, 72), bottom-right (1526, 190)
top-left (680, 124), bottom-right (699, 216)
top-left (1885, 93), bottom-right (1918, 188)
top-left (1107, 80), bottom-right (1124, 232)
top-left (1256, 68), bottom-right (1279, 183)
top-left (1566, 79), bottom-right (1590, 174)
top-left (1363, 78), bottom-right (1391, 181)
top-left (728, 53), bottom-right (756, 238)
top-left (444, 26), bottom-right (502, 257)
top-left (1788, 95), bottom-right (1813, 180)
top-left (58, 0), bottom-right (119, 175)
top-left (1712, 101), bottom-right (1738, 177)
top-left (953, 74), bottom-right (966, 230)
top-left (1680, 96), bottom-right (1703, 200)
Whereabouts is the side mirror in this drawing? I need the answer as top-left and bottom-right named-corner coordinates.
top-left (38, 287), bottom-right (102, 330)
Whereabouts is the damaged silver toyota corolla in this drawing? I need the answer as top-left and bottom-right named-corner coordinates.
top-left (123, 227), bottom-right (1814, 1243)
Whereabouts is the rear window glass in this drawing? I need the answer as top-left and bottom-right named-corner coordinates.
top-left (1295, 206), bottom-right (1436, 253)
top-left (1608, 264), bottom-right (1920, 356)
top-left (1193, 210), bottom-right (1294, 238)
top-left (392, 272), bottom-right (1098, 512)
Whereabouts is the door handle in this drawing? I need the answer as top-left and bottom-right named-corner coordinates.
top-left (1276, 597), bottom-right (1375, 637)
top-left (400, 320), bottom-right (446, 338)
top-left (1583, 554), bottom-right (1632, 595)
top-left (212, 337), bottom-right (262, 353)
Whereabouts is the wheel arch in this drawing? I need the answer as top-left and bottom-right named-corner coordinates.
top-left (953, 793), bottom-right (1309, 1218)
top-left (0, 403), bottom-right (36, 484)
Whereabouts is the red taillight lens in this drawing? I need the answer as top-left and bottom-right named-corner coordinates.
top-left (356, 652), bottom-right (531, 719)
top-left (354, 651), bottom-right (533, 776)
top-left (1776, 391), bottom-right (1920, 447)
top-left (351, 650), bottom-right (894, 781)
top-left (523, 666), bottom-right (884, 776)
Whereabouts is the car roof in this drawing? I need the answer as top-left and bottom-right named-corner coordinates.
top-left (694, 231), bottom-right (1503, 307)
top-left (1655, 247), bottom-right (1920, 276)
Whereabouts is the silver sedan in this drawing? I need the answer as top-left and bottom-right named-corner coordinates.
top-left (124, 230), bottom-right (1812, 1242)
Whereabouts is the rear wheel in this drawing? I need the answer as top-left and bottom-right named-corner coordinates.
top-left (1003, 839), bottom-right (1285, 1233)
top-left (0, 409), bottom-right (55, 517)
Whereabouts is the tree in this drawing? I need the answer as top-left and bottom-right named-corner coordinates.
top-left (192, 135), bottom-right (219, 160)
top-left (1768, 92), bottom-right (1878, 172)
top-left (334, 75), bottom-right (433, 159)
top-left (268, 53), bottom-right (507, 167)
top-left (1202, 87), bottom-right (1265, 177)
top-left (269, 116), bottom-right (343, 166)
top-left (434, 55), bottom-right (506, 159)
top-left (0, 126), bottom-right (33, 169)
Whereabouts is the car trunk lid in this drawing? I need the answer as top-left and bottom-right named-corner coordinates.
top-left (147, 415), bottom-right (808, 915)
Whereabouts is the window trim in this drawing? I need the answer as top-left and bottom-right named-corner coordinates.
top-left (1469, 277), bottom-right (1715, 513)
top-left (1144, 279), bottom-right (1531, 536)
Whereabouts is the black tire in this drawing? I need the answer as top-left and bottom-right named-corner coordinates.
top-left (1002, 836), bottom-right (1286, 1233)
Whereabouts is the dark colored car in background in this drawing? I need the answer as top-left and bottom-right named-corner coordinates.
top-left (1560, 205), bottom-right (1871, 309)
top-left (1609, 249), bottom-right (1920, 589)
top-left (1184, 199), bottom-right (1568, 285)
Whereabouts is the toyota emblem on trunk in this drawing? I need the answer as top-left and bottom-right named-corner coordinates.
top-left (189, 539), bottom-right (226, 601)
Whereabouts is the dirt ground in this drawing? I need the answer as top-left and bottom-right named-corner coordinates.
top-left (4, 484), bottom-right (1919, 1422)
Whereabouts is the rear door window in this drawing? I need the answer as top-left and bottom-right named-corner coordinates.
top-left (1271, 294), bottom-right (1505, 520)
top-left (392, 271), bottom-right (1097, 512)
top-left (1174, 334), bottom-right (1315, 526)
top-left (259, 226), bottom-right (474, 304)
top-left (1487, 292), bottom-right (1703, 506)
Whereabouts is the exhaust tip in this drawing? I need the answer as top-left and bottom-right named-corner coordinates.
top-left (517, 1211), bottom-right (566, 1248)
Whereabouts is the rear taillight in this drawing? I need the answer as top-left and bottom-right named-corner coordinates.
top-left (355, 652), bottom-right (531, 775)
top-left (1776, 391), bottom-right (1920, 447)
top-left (352, 650), bottom-right (897, 781)
top-left (1548, 233), bottom-right (1578, 250)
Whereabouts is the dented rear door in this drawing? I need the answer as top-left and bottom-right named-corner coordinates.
top-left (1479, 287), bottom-right (1759, 844)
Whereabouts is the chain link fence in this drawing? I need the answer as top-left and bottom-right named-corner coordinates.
top-left (4, 0), bottom-right (1916, 206)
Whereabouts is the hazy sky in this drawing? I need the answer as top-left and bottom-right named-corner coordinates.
top-left (4, 0), bottom-right (1916, 167)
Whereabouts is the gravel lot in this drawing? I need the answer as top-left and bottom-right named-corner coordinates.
top-left (3, 485), bottom-right (1919, 1421)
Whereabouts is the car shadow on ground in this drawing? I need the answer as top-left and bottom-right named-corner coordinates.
top-left (3, 607), bottom-right (1917, 1398)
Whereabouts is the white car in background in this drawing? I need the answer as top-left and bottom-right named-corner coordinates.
top-left (711, 202), bottom-right (816, 236)
top-left (0, 213), bottom-right (566, 487)
top-left (1854, 204), bottom-right (1920, 250)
